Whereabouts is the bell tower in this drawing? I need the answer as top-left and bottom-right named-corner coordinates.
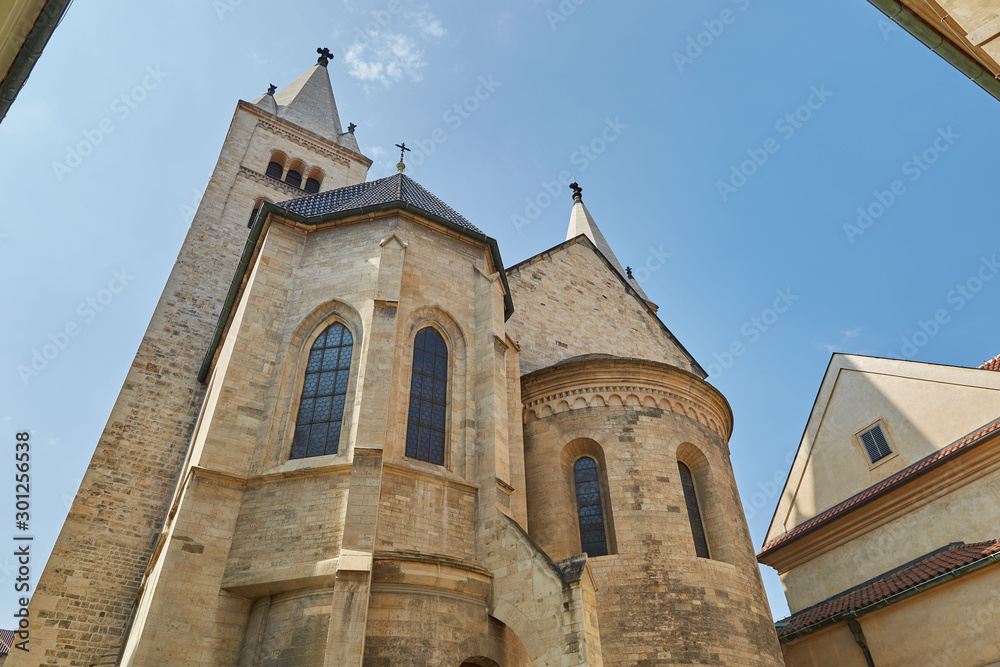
top-left (16, 52), bottom-right (372, 667)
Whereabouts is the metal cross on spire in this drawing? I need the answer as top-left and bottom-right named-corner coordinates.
top-left (316, 47), bottom-right (334, 67)
top-left (395, 142), bottom-right (411, 173)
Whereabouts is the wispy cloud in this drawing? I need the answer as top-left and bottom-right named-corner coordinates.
top-left (823, 326), bottom-right (863, 353)
top-left (342, 8), bottom-right (446, 87)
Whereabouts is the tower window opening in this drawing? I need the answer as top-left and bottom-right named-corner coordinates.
top-left (290, 322), bottom-right (353, 459)
top-left (265, 161), bottom-right (284, 179)
top-left (285, 169), bottom-right (302, 189)
top-left (405, 327), bottom-right (448, 465)
top-left (574, 457), bottom-right (609, 557)
top-left (304, 177), bottom-right (320, 194)
top-left (678, 462), bottom-right (710, 558)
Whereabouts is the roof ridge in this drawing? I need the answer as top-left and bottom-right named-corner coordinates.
top-left (759, 416), bottom-right (1000, 557)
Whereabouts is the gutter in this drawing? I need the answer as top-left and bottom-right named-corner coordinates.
top-left (866, 0), bottom-right (1000, 103)
top-left (779, 549), bottom-right (1000, 642)
top-left (0, 0), bottom-right (74, 123)
top-left (197, 200), bottom-right (515, 384)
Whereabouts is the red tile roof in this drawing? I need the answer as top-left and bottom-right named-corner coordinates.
top-left (979, 353), bottom-right (1000, 371)
top-left (0, 628), bottom-right (15, 655)
top-left (775, 539), bottom-right (1000, 638)
top-left (759, 417), bottom-right (1000, 558)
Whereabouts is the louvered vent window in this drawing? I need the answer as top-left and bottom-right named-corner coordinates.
top-left (265, 161), bottom-right (283, 179)
top-left (304, 178), bottom-right (320, 194)
top-left (860, 424), bottom-right (893, 463)
top-left (285, 169), bottom-right (302, 188)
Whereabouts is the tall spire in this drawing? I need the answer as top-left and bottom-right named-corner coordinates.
top-left (566, 182), bottom-right (652, 304)
top-left (251, 50), bottom-right (360, 152)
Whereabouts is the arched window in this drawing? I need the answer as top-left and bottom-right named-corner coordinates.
top-left (678, 462), bottom-right (709, 558)
top-left (285, 169), bottom-right (302, 188)
top-left (290, 322), bottom-right (353, 459)
top-left (265, 161), bottom-right (284, 179)
top-left (247, 197), bottom-right (270, 229)
top-left (574, 457), bottom-right (609, 557)
top-left (304, 177), bottom-right (320, 194)
top-left (404, 327), bottom-right (448, 465)
top-left (304, 167), bottom-right (324, 194)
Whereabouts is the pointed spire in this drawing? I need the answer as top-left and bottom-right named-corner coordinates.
top-left (566, 182), bottom-right (652, 304)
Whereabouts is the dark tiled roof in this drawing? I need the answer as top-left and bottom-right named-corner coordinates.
top-left (979, 353), bottom-right (1000, 371)
top-left (759, 417), bottom-right (1000, 558)
top-left (776, 539), bottom-right (1000, 638)
top-left (275, 173), bottom-right (481, 234)
top-left (0, 628), bottom-right (14, 655)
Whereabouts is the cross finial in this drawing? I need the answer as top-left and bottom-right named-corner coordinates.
top-left (267, 83), bottom-right (277, 95)
top-left (317, 47), bottom-right (334, 67)
top-left (570, 181), bottom-right (583, 201)
top-left (395, 142), bottom-right (411, 173)
top-left (626, 266), bottom-right (634, 280)
top-left (348, 122), bottom-right (356, 134)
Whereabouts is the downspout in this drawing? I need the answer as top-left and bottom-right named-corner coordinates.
top-left (0, 0), bottom-right (74, 122)
top-left (847, 619), bottom-right (876, 667)
top-left (865, 0), bottom-right (1000, 103)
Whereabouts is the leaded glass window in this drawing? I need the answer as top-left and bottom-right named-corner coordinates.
top-left (404, 327), bottom-right (448, 465)
top-left (290, 323), bottom-right (353, 459)
top-left (678, 462), bottom-right (710, 558)
top-left (574, 457), bottom-right (609, 557)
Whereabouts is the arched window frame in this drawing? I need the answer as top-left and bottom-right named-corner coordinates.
top-left (285, 158), bottom-right (306, 189)
top-left (304, 166), bottom-right (325, 194)
top-left (678, 461), bottom-right (710, 559)
top-left (287, 319), bottom-right (357, 461)
top-left (403, 325), bottom-right (450, 467)
top-left (247, 196), bottom-right (271, 229)
top-left (265, 150), bottom-right (287, 180)
top-left (572, 455), bottom-right (611, 557)
top-left (674, 442), bottom-right (733, 563)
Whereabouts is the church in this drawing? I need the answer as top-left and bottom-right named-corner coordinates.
top-left (14, 52), bottom-right (783, 666)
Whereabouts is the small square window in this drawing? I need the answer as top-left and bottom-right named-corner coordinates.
top-left (859, 423), bottom-right (893, 463)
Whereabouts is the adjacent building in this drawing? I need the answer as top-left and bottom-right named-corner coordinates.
top-left (759, 353), bottom-right (1000, 666)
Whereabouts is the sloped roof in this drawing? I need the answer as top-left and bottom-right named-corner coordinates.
top-left (775, 539), bottom-right (1000, 639)
top-left (0, 628), bottom-right (14, 655)
top-left (759, 416), bottom-right (1000, 558)
top-left (275, 173), bottom-right (481, 234)
top-left (979, 353), bottom-right (1000, 371)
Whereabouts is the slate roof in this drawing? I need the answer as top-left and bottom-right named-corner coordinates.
top-left (979, 353), bottom-right (1000, 371)
top-left (275, 173), bottom-right (482, 234)
top-left (0, 628), bottom-right (14, 655)
top-left (775, 539), bottom-right (1000, 638)
top-left (758, 417), bottom-right (1000, 558)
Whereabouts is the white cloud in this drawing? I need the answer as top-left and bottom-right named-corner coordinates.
top-left (407, 9), bottom-right (447, 38)
top-left (342, 8), bottom-right (446, 87)
top-left (823, 326), bottom-right (863, 353)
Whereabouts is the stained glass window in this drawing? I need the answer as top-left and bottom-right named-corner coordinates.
top-left (404, 327), bottom-right (448, 465)
top-left (574, 457), bottom-right (609, 557)
top-left (290, 323), bottom-right (353, 459)
top-left (678, 462), bottom-right (710, 558)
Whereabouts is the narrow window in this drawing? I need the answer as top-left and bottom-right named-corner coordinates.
top-left (290, 323), bottom-right (353, 459)
top-left (404, 327), bottom-right (448, 465)
top-left (304, 177), bottom-right (320, 194)
top-left (247, 205), bottom-right (259, 229)
top-left (265, 161), bottom-right (283, 179)
top-left (678, 462), bottom-right (709, 558)
top-left (859, 424), bottom-right (892, 463)
top-left (285, 169), bottom-right (302, 189)
top-left (574, 457), bottom-right (609, 557)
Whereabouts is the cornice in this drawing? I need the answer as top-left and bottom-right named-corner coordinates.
top-left (237, 165), bottom-right (307, 197)
top-left (521, 355), bottom-right (732, 440)
top-left (237, 100), bottom-right (372, 168)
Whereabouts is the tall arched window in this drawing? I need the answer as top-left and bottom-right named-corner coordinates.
top-left (404, 327), bottom-right (448, 465)
top-left (574, 457), bottom-right (609, 557)
top-left (678, 462), bottom-right (710, 558)
top-left (290, 322), bottom-right (353, 459)
top-left (304, 177), bottom-right (321, 194)
top-left (265, 161), bottom-right (284, 179)
top-left (285, 169), bottom-right (302, 188)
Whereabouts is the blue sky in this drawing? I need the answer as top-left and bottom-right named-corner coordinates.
top-left (0, 0), bottom-right (997, 622)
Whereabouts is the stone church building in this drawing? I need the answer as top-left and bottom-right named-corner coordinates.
top-left (14, 54), bottom-right (783, 666)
